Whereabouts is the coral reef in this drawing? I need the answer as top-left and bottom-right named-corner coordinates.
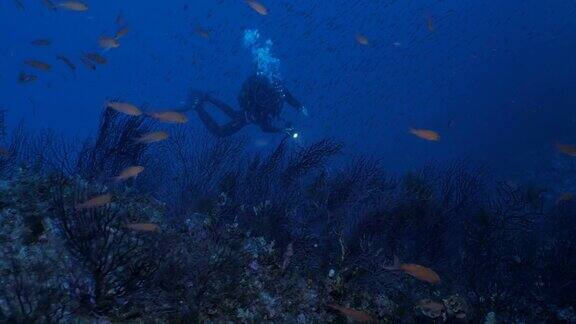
top-left (1, 111), bottom-right (575, 322)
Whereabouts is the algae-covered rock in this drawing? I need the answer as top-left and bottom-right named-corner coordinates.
top-left (0, 176), bottom-right (76, 322)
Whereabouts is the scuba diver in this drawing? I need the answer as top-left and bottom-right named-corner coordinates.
top-left (183, 74), bottom-right (307, 138)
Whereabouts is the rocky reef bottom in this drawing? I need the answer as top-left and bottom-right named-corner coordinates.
top-left (1, 169), bottom-right (575, 324)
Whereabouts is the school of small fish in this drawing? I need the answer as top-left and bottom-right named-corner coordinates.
top-left (16, 2), bottom-right (128, 81)
top-left (19, 0), bottom-right (562, 160)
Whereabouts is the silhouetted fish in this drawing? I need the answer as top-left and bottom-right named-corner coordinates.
top-left (31, 38), bottom-right (51, 46)
top-left (24, 60), bottom-right (51, 71)
top-left (195, 26), bottom-right (210, 39)
top-left (80, 57), bottom-right (96, 70)
top-left (56, 55), bottom-right (76, 70)
top-left (98, 36), bottom-right (120, 49)
top-left (19, 72), bottom-right (38, 83)
top-left (356, 33), bottom-right (369, 46)
top-left (82, 52), bottom-right (107, 64)
top-left (76, 194), bottom-right (112, 210)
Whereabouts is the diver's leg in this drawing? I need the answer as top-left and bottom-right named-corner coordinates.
top-left (218, 117), bottom-right (249, 137)
top-left (187, 89), bottom-right (239, 119)
top-left (189, 89), bottom-right (248, 137)
top-left (195, 105), bottom-right (247, 138)
top-left (204, 94), bottom-right (238, 119)
top-left (195, 104), bottom-right (223, 136)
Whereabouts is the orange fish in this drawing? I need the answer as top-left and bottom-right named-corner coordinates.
top-left (114, 166), bottom-right (144, 181)
top-left (148, 111), bottom-right (188, 124)
top-left (556, 192), bottom-right (574, 205)
top-left (328, 305), bottom-right (373, 323)
top-left (356, 34), bottom-right (369, 46)
top-left (24, 60), bottom-right (51, 71)
top-left (134, 131), bottom-right (169, 144)
top-left (127, 223), bottom-right (159, 232)
top-left (57, 1), bottom-right (88, 11)
top-left (556, 143), bottom-right (576, 156)
top-left (246, 0), bottom-right (268, 15)
top-left (410, 128), bottom-right (440, 141)
top-left (98, 36), bottom-right (120, 49)
top-left (106, 101), bottom-right (142, 116)
top-left (385, 256), bottom-right (441, 284)
top-left (115, 25), bottom-right (129, 39)
top-left (76, 194), bottom-right (112, 210)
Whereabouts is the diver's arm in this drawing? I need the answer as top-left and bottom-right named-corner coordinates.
top-left (260, 118), bottom-right (298, 137)
top-left (178, 92), bottom-right (237, 119)
top-left (284, 88), bottom-right (308, 116)
top-left (283, 89), bottom-right (303, 110)
top-left (204, 94), bottom-right (238, 119)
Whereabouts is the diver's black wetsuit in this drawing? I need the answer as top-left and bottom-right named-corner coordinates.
top-left (185, 75), bottom-right (304, 137)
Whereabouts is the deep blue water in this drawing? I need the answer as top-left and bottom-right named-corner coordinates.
top-left (2, 0), bottom-right (576, 175)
